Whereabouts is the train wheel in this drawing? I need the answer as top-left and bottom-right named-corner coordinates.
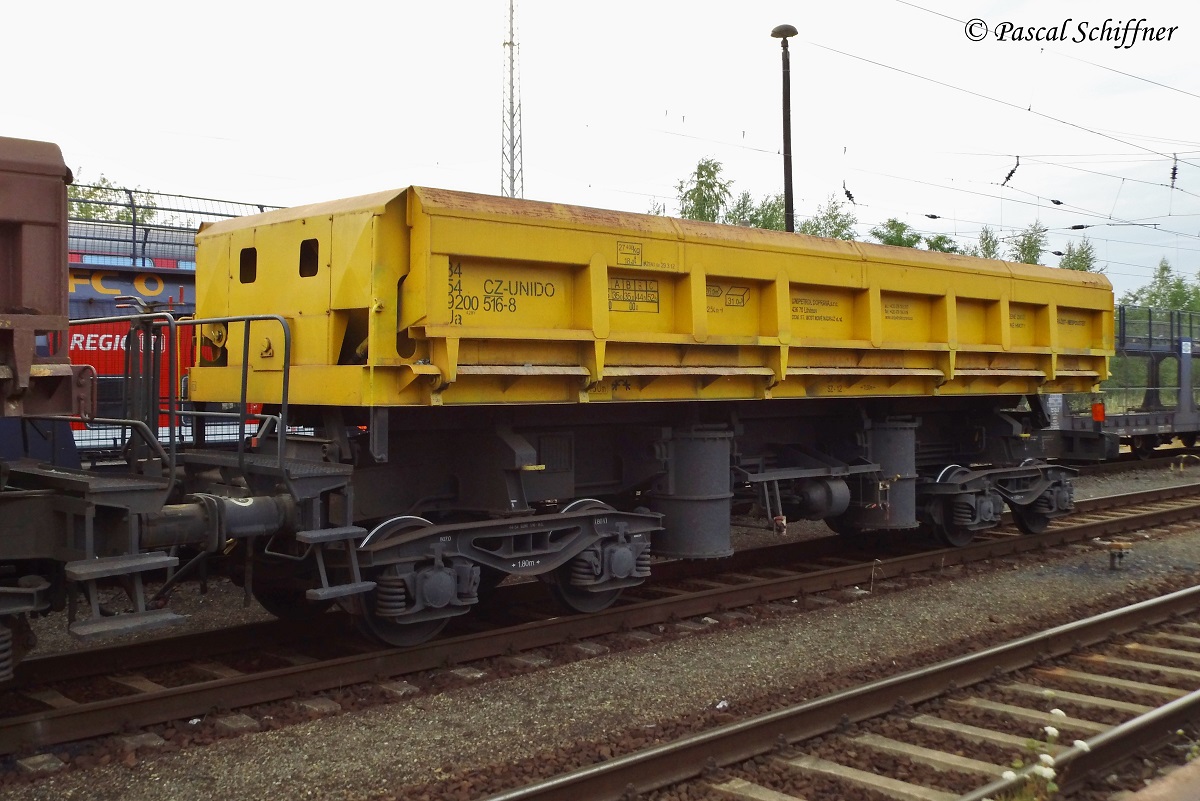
top-left (1132, 436), bottom-right (1156, 459)
top-left (0, 614), bottom-right (34, 682)
top-left (544, 568), bottom-right (623, 613)
top-left (476, 566), bottom-right (507, 603)
top-left (354, 516), bottom-right (450, 647)
top-left (1011, 508), bottom-right (1051, 535)
top-left (823, 515), bottom-right (860, 536)
top-left (250, 551), bottom-right (334, 621)
top-left (1182, 433), bottom-right (1198, 449)
top-left (542, 499), bottom-right (624, 614)
top-left (252, 584), bottom-right (334, 621)
top-left (930, 466), bottom-right (977, 547)
top-left (934, 522), bottom-right (976, 548)
top-left (356, 602), bottom-right (449, 647)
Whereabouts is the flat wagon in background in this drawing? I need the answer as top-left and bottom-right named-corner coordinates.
top-left (1051, 305), bottom-right (1200, 459)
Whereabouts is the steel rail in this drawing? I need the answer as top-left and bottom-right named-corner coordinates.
top-left (1056, 687), bottom-right (1200, 795)
top-left (17, 483), bottom-right (1200, 685)
top-left (3, 486), bottom-right (1200, 754)
top-left (19, 483), bottom-right (1198, 665)
top-left (959, 686), bottom-right (1200, 799)
top-left (1076, 450), bottom-right (1199, 476)
top-left (480, 584), bottom-right (1200, 801)
top-left (12, 616), bottom-right (348, 687)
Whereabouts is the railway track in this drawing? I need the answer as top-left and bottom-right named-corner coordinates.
top-left (4, 483), bottom-right (1200, 765)
top-left (482, 583), bottom-right (1200, 801)
top-left (1074, 446), bottom-right (1200, 476)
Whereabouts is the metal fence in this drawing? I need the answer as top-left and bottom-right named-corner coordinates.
top-left (67, 185), bottom-right (281, 270)
top-left (1116, 305), bottom-right (1200, 354)
top-left (66, 186), bottom-right (285, 455)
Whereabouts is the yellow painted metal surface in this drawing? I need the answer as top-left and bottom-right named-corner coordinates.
top-left (188, 187), bottom-right (1114, 407)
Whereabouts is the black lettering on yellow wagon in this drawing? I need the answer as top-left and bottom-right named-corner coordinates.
top-left (478, 278), bottom-right (558, 312)
top-left (609, 277), bottom-right (659, 313)
top-left (447, 262), bottom-right (562, 317)
top-left (791, 294), bottom-right (845, 322)
top-left (482, 279), bottom-right (557, 298)
top-left (617, 241), bottom-right (643, 267)
top-left (447, 261), bottom-right (470, 324)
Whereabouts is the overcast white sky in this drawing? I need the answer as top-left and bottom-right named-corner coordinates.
top-left (7, 0), bottom-right (1199, 298)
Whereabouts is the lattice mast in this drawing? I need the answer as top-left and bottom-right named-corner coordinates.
top-left (501, 0), bottom-right (524, 198)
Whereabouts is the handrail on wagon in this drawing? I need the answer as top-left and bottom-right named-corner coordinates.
top-left (67, 311), bottom-right (180, 475)
top-left (1117, 305), bottom-right (1200, 354)
top-left (65, 312), bottom-right (293, 475)
top-left (185, 313), bottom-right (294, 473)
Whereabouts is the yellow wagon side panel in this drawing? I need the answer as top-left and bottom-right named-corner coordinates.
top-left (188, 187), bottom-right (1113, 408)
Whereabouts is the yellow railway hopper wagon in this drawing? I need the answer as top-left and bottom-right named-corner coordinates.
top-left (190, 187), bottom-right (1110, 407)
top-left (185, 189), bottom-right (1113, 644)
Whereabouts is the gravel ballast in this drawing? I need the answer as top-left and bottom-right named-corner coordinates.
top-left (6, 469), bottom-right (1200, 800)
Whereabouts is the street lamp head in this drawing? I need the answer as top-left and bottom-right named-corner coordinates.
top-left (772, 24), bottom-right (798, 39)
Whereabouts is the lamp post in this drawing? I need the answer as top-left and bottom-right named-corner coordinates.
top-left (771, 24), bottom-right (798, 232)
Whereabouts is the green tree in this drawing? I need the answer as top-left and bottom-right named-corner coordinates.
top-left (676, 157), bottom-right (732, 223)
top-left (869, 218), bottom-right (922, 248)
top-left (68, 172), bottom-right (161, 224)
top-left (1058, 235), bottom-right (1102, 272)
top-left (747, 193), bottom-right (785, 231)
top-left (798, 194), bottom-right (858, 240)
top-left (719, 190), bottom-right (786, 231)
top-left (1120, 257), bottom-right (1200, 310)
top-left (1008, 220), bottom-right (1049, 265)
top-left (923, 233), bottom-right (960, 253)
top-left (647, 198), bottom-right (667, 216)
top-left (965, 225), bottom-right (1002, 259)
top-left (724, 191), bottom-right (756, 227)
